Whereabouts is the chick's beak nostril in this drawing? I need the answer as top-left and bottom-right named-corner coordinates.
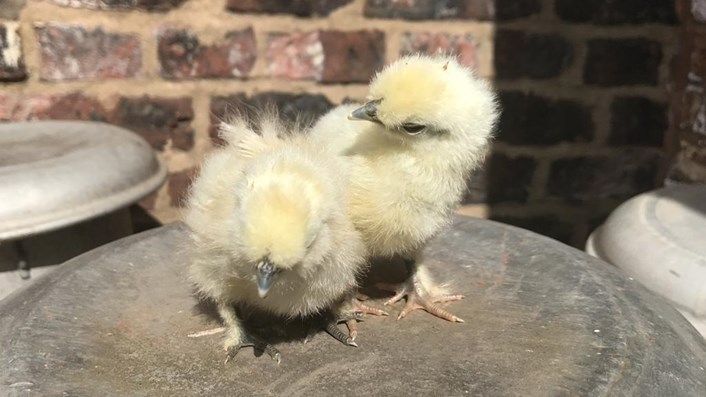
top-left (256, 259), bottom-right (277, 298)
top-left (348, 99), bottom-right (382, 123)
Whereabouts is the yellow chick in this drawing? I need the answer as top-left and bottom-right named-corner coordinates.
top-left (185, 114), bottom-right (368, 363)
top-left (309, 54), bottom-right (498, 322)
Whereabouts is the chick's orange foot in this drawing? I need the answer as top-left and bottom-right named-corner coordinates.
top-left (377, 277), bottom-right (465, 323)
top-left (224, 332), bottom-right (281, 365)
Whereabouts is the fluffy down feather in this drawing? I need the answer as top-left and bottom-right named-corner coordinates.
top-left (310, 54), bottom-right (498, 258)
top-left (308, 55), bottom-right (498, 321)
top-left (184, 114), bottom-right (367, 359)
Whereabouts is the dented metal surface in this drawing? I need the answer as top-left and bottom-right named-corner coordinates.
top-left (0, 121), bottom-right (166, 240)
top-left (0, 217), bottom-right (705, 396)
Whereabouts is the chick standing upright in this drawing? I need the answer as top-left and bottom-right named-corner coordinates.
top-left (310, 55), bottom-right (498, 322)
top-left (185, 115), bottom-right (367, 363)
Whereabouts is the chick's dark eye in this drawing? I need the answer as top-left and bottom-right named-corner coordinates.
top-left (401, 123), bottom-right (425, 135)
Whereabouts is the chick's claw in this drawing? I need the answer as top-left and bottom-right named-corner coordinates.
top-left (377, 280), bottom-right (465, 323)
top-left (324, 312), bottom-right (363, 347)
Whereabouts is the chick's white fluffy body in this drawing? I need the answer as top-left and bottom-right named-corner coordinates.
top-left (310, 55), bottom-right (498, 258)
top-left (185, 118), bottom-right (366, 319)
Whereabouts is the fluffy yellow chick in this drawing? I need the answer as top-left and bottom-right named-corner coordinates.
top-left (309, 54), bottom-right (498, 322)
top-left (185, 114), bottom-right (368, 363)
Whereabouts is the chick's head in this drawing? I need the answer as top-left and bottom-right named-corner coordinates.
top-left (236, 153), bottom-right (333, 297)
top-left (350, 54), bottom-right (497, 146)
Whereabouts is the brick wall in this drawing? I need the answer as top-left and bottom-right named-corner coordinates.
top-left (479, 0), bottom-right (679, 247)
top-left (0, 0), bottom-right (679, 248)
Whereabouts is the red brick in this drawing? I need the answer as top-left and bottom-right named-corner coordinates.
top-left (0, 23), bottom-right (27, 82)
top-left (168, 167), bottom-right (198, 207)
top-left (0, 95), bottom-right (19, 120)
top-left (35, 23), bottom-right (141, 81)
top-left (0, 95), bottom-right (50, 121)
top-left (267, 31), bottom-right (324, 80)
top-left (158, 28), bottom-right (256, 79)
top-left (320, 30), bottom-right (385, 83)
top-left (400, 32), bottom-right (478, 68)
top-left (0, 93), bottom-right (108, 121)
top-left (110, 96), bottom-right (195, 151)
top-left (226, 0), bottom-right (352, 16)
top-left (50, 0), bottom-right (185, 11)
top-left (266, 29), bottom-right (384, 83)
top-left (38, 93), bottom-right (110, 121)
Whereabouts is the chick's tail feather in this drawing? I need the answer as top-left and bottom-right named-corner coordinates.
top-left (218, 108), bottom-right (293, 159)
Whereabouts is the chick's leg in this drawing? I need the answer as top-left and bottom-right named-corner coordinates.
top-left (378, 257), bottom-right (464, 323)
top-left (217, 303), bottom-right (281, 364)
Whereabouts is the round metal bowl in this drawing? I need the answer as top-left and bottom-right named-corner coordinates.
top-left (0, 121), bottom-right (166, 240)
top-left (586, 184), bottom-right (706, 336)
top-left (1, 218), bottom-right (705, 395)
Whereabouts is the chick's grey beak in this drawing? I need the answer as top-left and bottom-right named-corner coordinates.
top-left (256, 259), bottom-right (277, 298)
top-left (348, 99), bottom-right (382, 123)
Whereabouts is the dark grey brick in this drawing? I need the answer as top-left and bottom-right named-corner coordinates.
top-left (209, 92), bottom-right (333, 144)
top-left (111, 96), bottom-right (194, 151)
top-left (497, 91), bottom-right (594, 145)
top-left (463, 166), bottom-right (487, 204)
top-left (584, 39), bottom-right (662, 86)
top-left (495, 0), bottom-right (541, 21)
top-left (547, 151), bottom-right (662, 202)
top-left (485, 153), bottom-right (537, 203)
top-left (363, 0), bottom-right (493, 20)
top-left (555, 0), bottom-right (677, 25)
top-left (226, 0), bottom-right (353, 17)
top-left (609, 96), bottom-right (667, 146)
top-left (248, 92), bottom-right (334, 125)
top-left (495, 30), bottom-right (574, 80)
top-left (49, 0), bottom-right (185, 11)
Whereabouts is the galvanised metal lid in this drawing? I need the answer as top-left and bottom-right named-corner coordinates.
top-left (0, 121), bottom-right (166, 240)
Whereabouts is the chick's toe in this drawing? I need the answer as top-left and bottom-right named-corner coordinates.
top-left (322, 294), bottom-right (389, 346)
top-left (377, 278), bottom-right (464, 323)
top-left (324, 311), bottom-right (363, 347)
top-left (351, 297), bottom-right (389, 317)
